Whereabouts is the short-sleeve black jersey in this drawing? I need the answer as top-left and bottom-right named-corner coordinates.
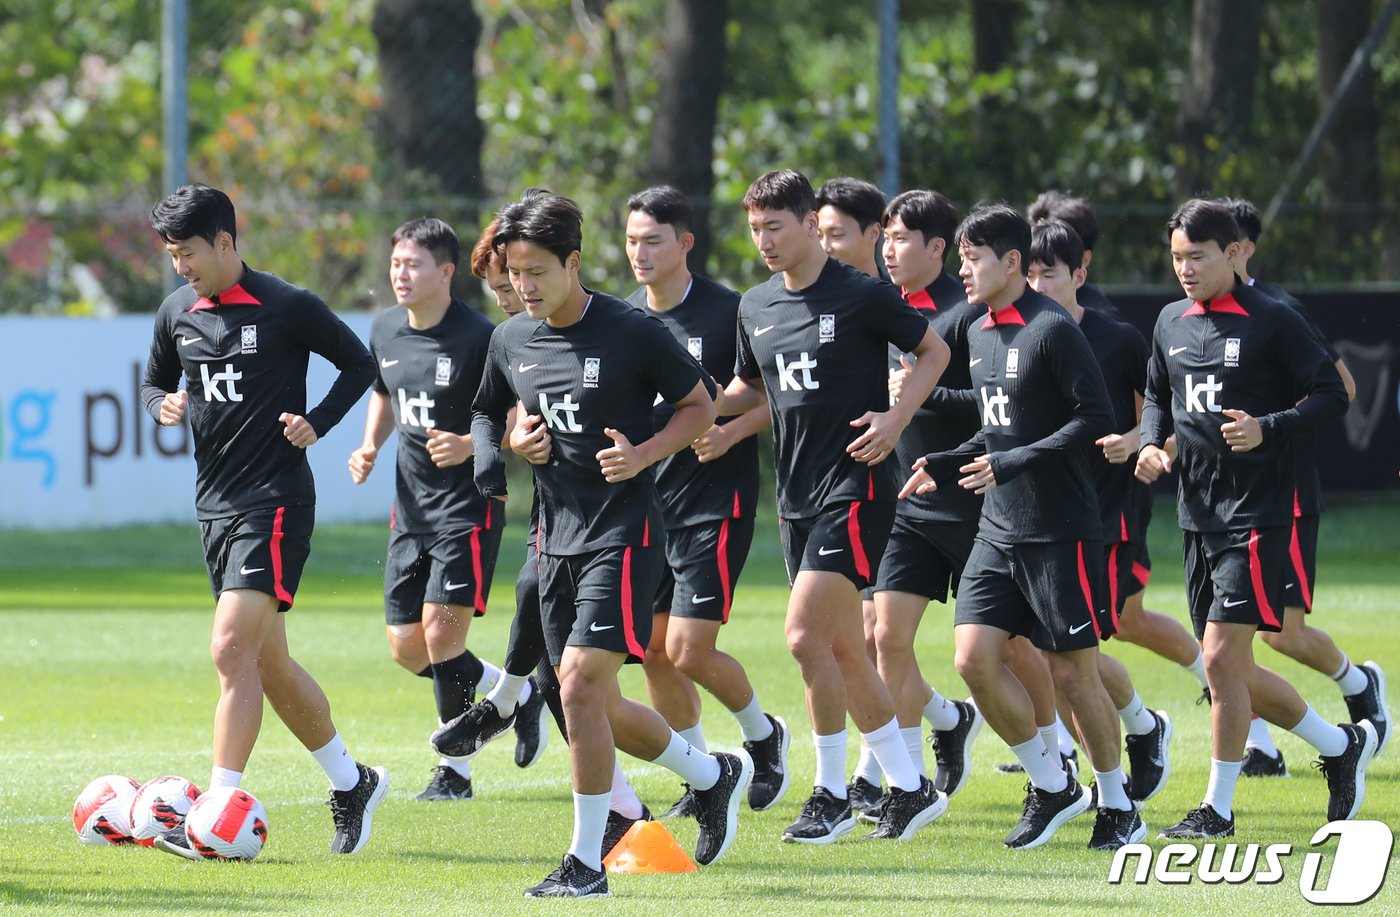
top-left (141, 266), bottom-right (375, 519)
top-left (1078, 309), bottom-right (1152, 543)
top-left (369, 299), bottom-right (495, 533)
top-left (922, 289), bottom-right (1114, 544)
top-left (1140, 281), bottom-right (1348, 533)
top-left (626, 275), bottom-right (759, 527)
top-left (889, 272), bottom-right (983, 523)
top-left (472, 293), bottom-right (709, 556)
top-left (735, 258), bottom-right (930, 518)
top-left (1080, 282), bottom-right (1125, 321)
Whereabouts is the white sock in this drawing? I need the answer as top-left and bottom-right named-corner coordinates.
top-left (1037, 723), bottom-right (1062, 760)
top-left (1289, 705), bottom-right (1348, 757)
top-left (902, 726), bottom-right (927, 778)
top-left (1010, 734), bottom-right (1068, 793)
top-left (1054, 714), bottom-right (1077, 756)
top-left (651, 731), bottom-right (721, 791)
top-left (610, 761), bottom-right (643, 820)
top-left (487, 672), bottom-right (530, 714)
top-left (1117, 692), bottom-right (1157, 737)
top-left (477, 659), bottom-right (502, 696)
top-left (1245, 716), bottom-right (1278, 754)
top-left (1333, 657), bottom-right (1370, 697)
top-left (567, 791), bottom-right (611, 872)
top-left (309, 732), bottom-right (360, 792)
top-left (678, 723), bottom-right (709, 755)
top-left (922, 689), bottom-right (960, 731)
top-left (209, 766), bottom-right (243, 790)
top-left (814, 730), bottom-right (849, 797)
top-left (733, 695), bottom-right (773, 743)
top-left (861, 717), bottom-right (920, 792)
top-left (1203, 758), bottom-right (1241, 819)
top-left (441, 756), bottom-right (471, 779)
top-left (1183, 647), bottom-right (1209, 690)
top-left (1093, 768), bottom-right (1131, 811)
top-left (852, 739), bottom-right (883, 784)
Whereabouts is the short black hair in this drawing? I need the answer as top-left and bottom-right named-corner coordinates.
top-left (1029, 218), bottom-right (1085, 272)
top-left (1027, 190), bottom-right (1099, 252)
top-left (493, 191), bottom-right (584, 265)
top-left (882, 189), bottom-right (958, 253)
top-left (816, 177), bottom-right (886, 232)
top-left (741, 169), bottom-right (818, 220)
top-left (627, 185), bottom-right (694, 237)
top-left (1216, 197), bottom-right (1262, 242)
top-left (150, 183), bottom-right (237, 247)
top-left (956, 203), bottom-right (1031, 275)
top-left (391, 217), bottom-right (459, 268)
top-left (1166, 199), bottom-right (1240, 253)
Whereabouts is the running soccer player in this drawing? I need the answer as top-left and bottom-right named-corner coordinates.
top-left (900, 204), bottom-right (1143, 851)
top-left (471, 191), bottom-right (751, 898)
top-left (716, 169), bottom-right (951, 844)
top-left (623, 186), bottom-right (790, 816)
top-left (347, 217), bottom-right (507, 802)
top-left (1026, 190), bottom-right (1123, 320)
top-left (141, 184), bottom-right (386, 858)
top-left (1137, 198), bottom-right (1376, 838)
top-left (1217, 197), bottom-right (1387, 775)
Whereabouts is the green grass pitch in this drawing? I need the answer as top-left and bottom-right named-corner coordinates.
top-left (1, 497), bottom-right (1396, 915)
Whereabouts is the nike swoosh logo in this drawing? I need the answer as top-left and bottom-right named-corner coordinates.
top-left (443, 580), bottom-right (467, 591)
top-left (1222, 598), bottom-right (1248, 608)
top-left (519, 362), bottom-right (539, 372)
top-left (239, 565), bottom-right (265, 575)
top-left (753, 325), bottom-right (775, 336)
top-left (179, 336), bottom-right (202, 347)
top-left (380, 358), bottom-right (399, 368)
top-left (1168, 346), bottom-right (1189, 356)
top-left (692, 596), bottom-right (717, 604)
top-left (589, 622), bottom-right (615, 632)
top-left (969, 358), bottom-right (983, 367)
top-left (1068, 621), bottom-right (1092, 635)
top-left (817, 546), bottom-right (843, 556)
top-left (1284, 583), bottom-right (1296, 589)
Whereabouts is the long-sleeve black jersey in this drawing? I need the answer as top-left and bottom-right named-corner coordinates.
top-left (141, 265), bottom-right (375, 519)
top-left (922, 288), bottom-right (1113, 543)
top-left (889, 271), bottom-right (983, 523)
top-left (1079, 282), bottom-right (1125, 321)
top-left (1078, 309), bottom-right (1152, 543)
top-left (369, 298), bottom-right (495, 533)
top-left (1140, 280), bottom-right (1348, 533)
top-left (735, 258), bottom-right (931, 518)
top-left (627, 275), bottom-right (759, 528)
top-left (472, 293), bottom-right (712, 556)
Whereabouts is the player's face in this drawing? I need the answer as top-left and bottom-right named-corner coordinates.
top-left (164, 232), bottom-right (235, 299)
top-left (505, 239), bottom-right (579, 321)
top-left (748, 206), bottom-right (817, 274)
top-left (389, 239), bottom-right (452, 311)
top-left (483, 260), bottom-right (522, 315)
top-left (882, 217), bottom-right (943, 289)
top-left (1027, 258), bottom-right (1083, 311)
top-left (818, 205), bottom-right (876, 270)
top-left (1170, 229), bottom-right (1238, 302)
top-left (625, 211), bottom-right (691, 287)
top-left (958, 240), bottom-right (1016, 306)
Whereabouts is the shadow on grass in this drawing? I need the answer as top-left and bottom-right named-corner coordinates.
top-left (0, 878), bottom-right (310, 912)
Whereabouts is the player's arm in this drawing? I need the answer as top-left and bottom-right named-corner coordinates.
top-left (716, 313), bottom-right (769, 417)
top-left (141, 308), bottom-right (188, 426)
top-left (1137, 320), bottom-right (1175, 483)
top-left (471, 330), bottom-right (517, 499)
top-left (693, 404), bottom-right (770, 463)
top-left (849, 326), bottom-right (949, 465)
top-left (348, 390), bottom-right (395, 483)
top-left (900, 429), bottom-right (987, 499)
top-left (1336, 358), bottom-right (1356, 402)
top-left (284, 296), bottom-right (376, 447)
top-left (599, 378), bottom-right (717, 483)
top-left (1225, 311), bottom-right (1348, 452)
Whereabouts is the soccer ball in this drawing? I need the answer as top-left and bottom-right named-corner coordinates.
top-left (183, 786), bottom-right (268, 861)
top-left (73, 775), bottom-right (142, 846)
top-left (129, 776), bottom-right (202, 846)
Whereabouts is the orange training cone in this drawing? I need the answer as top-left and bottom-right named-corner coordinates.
top-left (602, 818), bottom-right (698, 874)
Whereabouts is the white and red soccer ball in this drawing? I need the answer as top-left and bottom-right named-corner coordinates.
top-left (129, 776), bottom-right (203, 846)
top-left (184, 786), bottom-right (269, 860)
top-left (72, 775), bottom-right (142, 845)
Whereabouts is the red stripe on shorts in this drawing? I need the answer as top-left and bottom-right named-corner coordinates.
top-left (1132, 561), bottom-right (1151, 588)
top-left (1107, 543), bottom-right (1121, 629)
top-left (847, 503), bottom-right (871, 583)
top-left (717, 519), bottom-right (733, 623)
top-left (470, 527), bottom-right (485, 613)
top-left (620, 547), bottom-right (646, 659)
top-left (1248, 529), bottom-right (1280, 628)
top-left (1287, 518), bottom-right (1312, 610)
top-left (1076, 541), bottom-right (1100, 638)
top-left (271, 506), bottom-right (293, 607)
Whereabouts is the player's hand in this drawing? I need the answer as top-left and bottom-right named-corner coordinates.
top-left (158, 390), bottom-right (188, 426)
top-left (898, 456), bottom-right (937, 500)
top-left (888, 355), bottom-right (912, 403)
top-left (597, 428), bottom-right (646, 483)
top-left (1220, 408), bottom-right (1262, 452)
top-left (510, 412), bottom-right (552, 465)
top-left (426, 427), bottom-right (474, 468)
top-left (847, 410), bottom-right (903, 465)
top-left (1164, 434), bottom-right (1178, 463)
top-left (279, 413), bottom-right (318, 448)
top-left (348, 445), bottom-right (378, 484)
top-left (958, 454), bottom-right (998, 494)
top-left (1095, 428), bottom-right (1140, 465)
top-left (1135, 444), bottom-right (1172, 483)
top-left (692, 423), bottom-right (734, 463)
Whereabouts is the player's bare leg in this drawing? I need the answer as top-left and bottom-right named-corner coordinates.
top-left (1115, 592), bottom-right (1200, 667)
top-left (642, 612), bottom-right (704, 736)
top-left (210, 589), bottom-right (282, 771)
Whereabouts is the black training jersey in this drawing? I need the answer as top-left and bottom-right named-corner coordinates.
top-left (735, 258), bottom-right (931, 518)
top-left (889, 272), bottom-right (983, 523)
top-left (627, 275), bottom-right (759, 527)
top-left (922, 289), bottom-right (1113, 544)
top-left (369, 298), bottom-right (495, 533)
top-left (141, 265), bottom-right (375, 520)
top-left (1140, 281), bottom-right (1348, 533)
top-left (472, 293), bottom-right (711, 556)
top-left (1080, 282), bottom-right (1125, 321)
top-left (1078, 309), bottom-right (1152, 543)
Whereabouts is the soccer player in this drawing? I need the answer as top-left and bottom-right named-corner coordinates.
top-left (347, 217), bottom-right (506, 802)
top-left (816, 176), bottom-right (887, 280)
top-left (901, 204), bottom-right (1143, 851)
top-left (140, 184), bottom-right (386, 858)
top-left (870, 189), bottom-right (985, 805)
top-left (1137, 198), bottom-right (1376, 838)
top-left (1217, 197), bottom-right (1387, 775)
top-left (1026, 190), bottom-right (1123, 320)
top-left (471, 191), bottom-right (751, 898)
top-left (623, 186), bottom-right (790, 816)
top-left (716, 169), bottom-right (951, 844)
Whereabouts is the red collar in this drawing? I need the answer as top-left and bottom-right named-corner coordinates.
top-left (903, 287), bottom-right (936, 311)
top-left (1181, 293), bottom-right (1249, 317)
top-left (980, 303), bottom-right (1026, 329)
top-left (188, 281), bottom-right (261, 312)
